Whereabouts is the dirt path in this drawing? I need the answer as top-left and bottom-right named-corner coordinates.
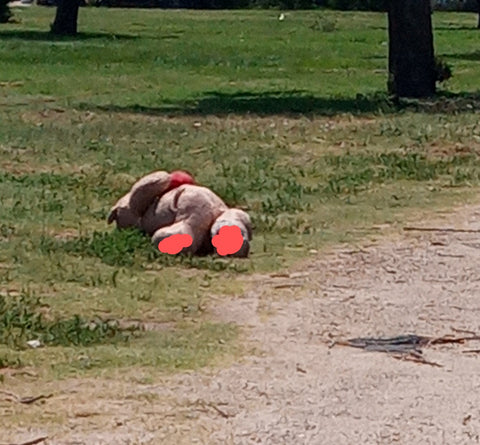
top-left (5, 204), bottom-right (480, 445)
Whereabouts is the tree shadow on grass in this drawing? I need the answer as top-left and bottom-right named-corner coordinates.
top-left (372, 25), bottom-right (477, 31)
top-left (80, 89), bottom-right (480, 117)
top-left (400, 90), bottom-right (480, 113)
top-left (441, 50), bottom-right (480, 61)
top-left (434, 24), bottom-right (479, 31)
top-left (0, 29), bottom-right (139, 41)
top-left (82, 90), bottom-right (397, 117)
top-left (363, 54), bottom-right (386, 60)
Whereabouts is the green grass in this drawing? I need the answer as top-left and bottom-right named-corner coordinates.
top-left (1, 6), bottom-right (480, 379)
top-left (1, 8), bottom-right (478, 107)
top-left (0, 290), bottom-right (137, 349)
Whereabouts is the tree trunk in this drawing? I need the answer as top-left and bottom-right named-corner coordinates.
top-left (387, 0), bottom-right (436, 98)
top-left (477, 0), bottom-right (480, 29)
top-left (51, 0), bottom-right (80, 36)
top-left (0, 0), bottom-right (12, 23)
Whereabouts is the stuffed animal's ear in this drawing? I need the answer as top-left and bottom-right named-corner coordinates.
top-left (107, 208), bottom-right (117, 224)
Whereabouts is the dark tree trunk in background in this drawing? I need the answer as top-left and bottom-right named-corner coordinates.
top-left (0, 0), bottom-right (12, 23)
top-left (388, 0), bottom-right (436, 98)
top-left (51, 0), bottom-right (80, 36)
top-left (477, 0), bottom-right (480, 29)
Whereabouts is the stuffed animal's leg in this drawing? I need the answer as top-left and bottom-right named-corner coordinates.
top-left (210, 209), bottom-right (252, 258)
top-left (141, 196), bottom-right (176, 236)
top-left (152, 221), bottom-right (207, 255)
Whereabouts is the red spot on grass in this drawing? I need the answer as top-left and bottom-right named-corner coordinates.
top-left (158, 233), bottom-right (193, 254)
top-left (212, 225), bottom-right (244, 256)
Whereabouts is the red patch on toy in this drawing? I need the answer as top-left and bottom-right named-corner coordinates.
top-left (212, 225), bottom-right (244, 256)
top-left (167, 171), bottom-right (195, 191)
top-left (158, 233), bottom-right (193, 254)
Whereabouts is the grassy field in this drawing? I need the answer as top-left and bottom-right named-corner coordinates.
top-left (1, 6), bottom-right (480, 379)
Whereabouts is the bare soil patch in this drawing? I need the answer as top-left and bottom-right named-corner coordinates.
top-left (4, 203), bottom-right (480, 444)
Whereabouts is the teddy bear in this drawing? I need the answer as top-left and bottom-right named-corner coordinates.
top-left (107, 170), bottom-right (252, 257)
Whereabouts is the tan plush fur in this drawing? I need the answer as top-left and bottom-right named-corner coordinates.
top-left (108, 172), bottom-right (252, 257)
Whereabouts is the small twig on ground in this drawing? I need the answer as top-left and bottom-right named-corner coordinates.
top-left (430, 240), bottom-right (448, 246)
top-left (461, 242), bottom-right (480, 250)
top-left (193, 399), bottom-right (233, 419)
top-left (0, 436), bottom-right (48, 445)
top-left (331, 284), bottom-right (351, 289)
top-left (462, 349), bottom-right (480, 354)
top-left (296, 364), bottom-right (307, 374)
top-left (272, 283), bottom-right (303, 289)
top-left (451, 327), bottom-right (477, 335)
top-left (10, 370), bottom-right (38, 378)
top-left (0, 390), bottom-right (53, 404)
top-left (391, 352), bottom-right (443, 368)
top-left (207, 402), bottom-right (232, 419)
top-left (334, 333), bottom-right (480, 367)
top-left (404, 226), bottom-right (480, 233)
top-left (19, 394), bottom-right (53, 405)
top-left (340, 295), bottom-right (355, 303)
top-left (437, 252), bottom-right (465, 258)
top-left (428, 335), bottom-right (480, 345)
top-left (0, 390), bottom-right (21, 402)
top-left (334, 334), bottom-right (430, 351)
